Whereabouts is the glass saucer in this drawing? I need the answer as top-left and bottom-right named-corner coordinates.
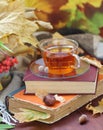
top-left (30, 58), bottom-right (90, 79)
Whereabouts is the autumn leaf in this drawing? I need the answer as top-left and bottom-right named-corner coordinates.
top-left (0, 0), bottom-right (53, 57)
top-left (61, 0), bottom-right (102, 10)
top-left (24, 0), bottom-right (68, 29)
top-left (0, 0), bottom-right (52, 39)
top-left (24, 0), bottom-right (67, 13)
top-left (14, 108), bottom-right (51, 123)
top-left (0, 0), bottom-right (38, 54)
top-left (60, 0), bottom-right (103, 34)
top-left (23, 0), bottom-right (103, 36)
top-left (90, 12), bottom-right (103, 28)
top-left (0, 0), bottom-right (24, 16)
top-left (0, 13), bottom-right (39, 42)
top-left (24, 0), bottom-right (52, 13)
top-left (85, 0), bottom-right (102, 8)
top-left (86, 98), bottom-right (103, 115)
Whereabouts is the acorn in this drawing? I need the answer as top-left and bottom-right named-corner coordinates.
top-left (43, 94), bottom-right (56, 106)
top-left (79, 114), bottom-right (88, 124)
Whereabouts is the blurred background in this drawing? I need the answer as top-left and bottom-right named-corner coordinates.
top-left (24, 0), bottom-right (103, 36)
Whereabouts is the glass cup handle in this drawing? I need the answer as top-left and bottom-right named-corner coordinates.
top-left (72, 54), bottom-right (80, 68)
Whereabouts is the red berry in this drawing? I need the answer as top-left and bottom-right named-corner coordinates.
top-left (12, 58), bottom-right (18, 64)
top-left (0, 56), bottom-right (18, 73)
top-left (6, 60), bottom-right (10, 65)
top-left (0, 69), bottom-right (3, 73)
top-left (2, 60), bottom-right (7, 65)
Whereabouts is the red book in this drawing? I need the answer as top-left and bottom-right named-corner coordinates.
top-left (23, 59), bottom-right (99, 94)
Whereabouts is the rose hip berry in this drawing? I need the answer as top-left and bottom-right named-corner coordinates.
top-left (0, 56), bottom-right (18, 73)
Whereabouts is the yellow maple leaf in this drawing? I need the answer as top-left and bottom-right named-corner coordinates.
top-left (0, 0), bottom-right (39, 47)
top-left (86, 99), bottom-right (103, 115)
top-left (0, 0), bottom-right (52, 44)
top-left (0, 0), bottom-right (24, 17)
top-left (0, 13), bottom-right (39, 44)
top-left (0, 0), bottom-right (52, 57)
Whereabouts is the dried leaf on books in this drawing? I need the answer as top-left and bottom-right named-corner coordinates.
top-left (86, 98), bottom-right (103, 115)
top-left (14, 108), bottom-right (51, 123)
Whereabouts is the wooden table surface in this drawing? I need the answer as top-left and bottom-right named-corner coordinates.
top-left (13, 95), bottom-right (103, 130)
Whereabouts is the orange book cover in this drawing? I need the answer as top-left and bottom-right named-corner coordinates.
top-left (7, 73), bottom-right (103, 124)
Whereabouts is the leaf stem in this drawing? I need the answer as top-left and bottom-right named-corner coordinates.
top-left (0, 42), bottom-right (14, 53)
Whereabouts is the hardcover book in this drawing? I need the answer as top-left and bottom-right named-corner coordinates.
top-left (23, 62), bottom-right (98, 94)
top-left (7, 79), bottom-right (103, 124)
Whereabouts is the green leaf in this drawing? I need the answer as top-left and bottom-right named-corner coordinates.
top-left (0, 128), bottom-right (8, 130)
top-left (14, 108), bottom-right (51, 123)
top-left (67, 9), bottom-right (100, 34)
top-left (0, 116), bottom-right (2, 122)
top-left (91, 12), bottom-right (103, 28)
top-left (0, 116), bottom-right (15, 129)
top-left (84, 20), bottom-right (100, 34)
top-left (0, 124), bottom-right (14, 129)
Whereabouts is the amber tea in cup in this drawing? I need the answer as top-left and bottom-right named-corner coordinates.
top-left (39, 38), bottom-right (80, 76)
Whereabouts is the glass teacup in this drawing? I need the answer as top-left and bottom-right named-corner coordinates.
top-left (39, 38), bottom-right (80, 76)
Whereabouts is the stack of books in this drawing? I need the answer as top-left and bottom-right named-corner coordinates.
top-left (23, 61), bottom-right (98, 95)
top-left (6, 62), bottom-right (102, 124)
top-left (6, 33), bottom-right (102, 124)
top-left (7, 79), bottom-right (103, 124)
